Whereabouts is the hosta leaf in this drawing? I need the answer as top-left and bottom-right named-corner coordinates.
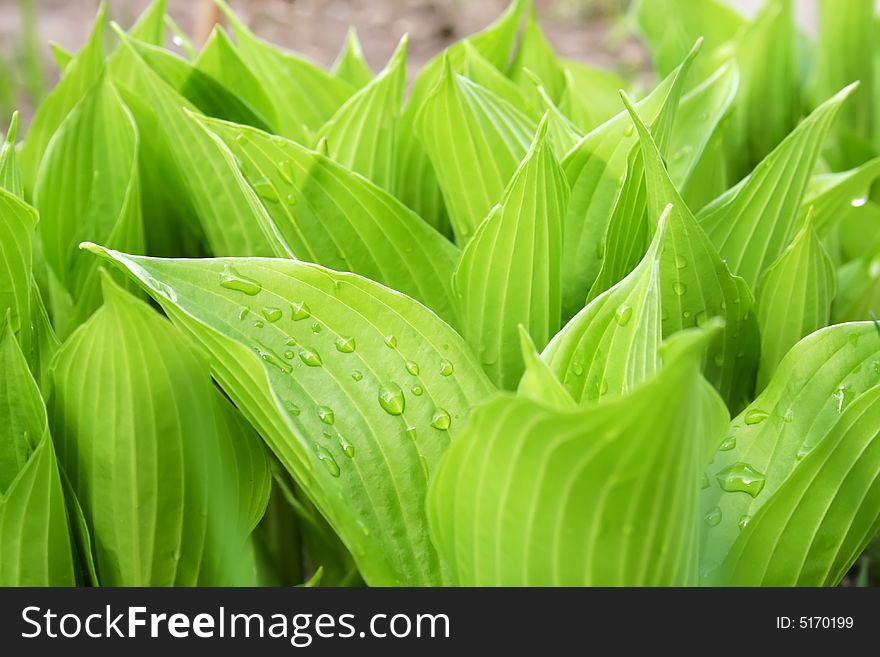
top-left (315, 36), bottom-right (407, 192)
top-left (833, 246), bottom-right (880, 322)
top-left (516, 327), bottom-right (575, 410)
top-left (35, 74), bottom-right (144, 337)
top-left (415, 58), bottom-right (536, 243)
top-left (558, 61), bottom-right (629, 133)
top-left (49, 42), bottom-right (73, 73)
top-left (453, 116), bottom-right (569, 388)
top-left (620, 92), bottom-right (759, 411)
top-left (632, 0), bottom-right (744, 80)
top-left (697, 84), bottom-right (855, 289)
top-left (51, 276), bottom-right (270, 586)
top-left (20, 4), bottom-right (105, 196)
top-left (701, 322), bottom-right (880, 585)
top-left (111, 31), bottom-right (280, 257)
top-left (536, 85), bottom-right (582, 156)
top-left (196, 27), bottom-right (278, 131)
top-left (201, 116), bottom-right (460, 326)
top-left (839, 200), bottom-right (880, 263)
top-left (799, 157), bottom-right (880, 236)
top-left (0, 320), bottom-right (77, 586)
top-left (84, 246), bottom-right (495, 586)
top-left (0, 111), bottom-right (22, 197)
top-left (331, 28), bottom-right (373, 89)
top-left (543, 206), bottom-right (664, 404)
top-left (587, 45), bottom-right (698, 300)
top-left (215, 0), bottom-right (354, 142)
top-left (394, 0), bottom-right (527, 232)
top-left (755, 217), bottom-right (836, 389)
top-left (127, 0), bottom-right (167, 45)
top-left (508, 6), bottom-right (565, 106)
top-left (560, 44), bottom-right (698, 318)
top-left (0, 187), bottom-right (36, 354)
top-left (428, 326), bottom-right (728, 586)
top-left (461, 42), bottom-right (536, 119)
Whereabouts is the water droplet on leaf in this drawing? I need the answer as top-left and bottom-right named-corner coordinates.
top-left (430, 408), bottom-right (451, 430)
top-left (335, 336), bottom-right (356, 353)
top-left (378, 382), bottom-right (405, 415)
top-left (291, 301), bottom-right (311, 321)
top-left (220, 265), bottom-right (262, 295)
top-left (716, 462), bottom-right (766, 497)
top-left (299, 347), bottom-right (323, 367)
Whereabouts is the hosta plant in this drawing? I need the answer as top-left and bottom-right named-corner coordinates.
top-left (1, 0), bottom-right (880, 587)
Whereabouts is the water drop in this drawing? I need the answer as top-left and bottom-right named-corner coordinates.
top-left (716, 462), bottom-right (766, 497)
top-left (335, 336), bottom-right (356, 353)
top-left (284, 350), bottom-right (295, 359)
top-left (438, 359), bottom-right (454, 377)
top-left (384, 334), bottom-right (398, 349)
top-left (782, 409), bottom-right (794, 423)
top-left (235, 132), bottom-right (249, 145)
top-left (252, 179), bottom-right (279, 203)
top-left (311, 323), bottom-right (322, 334)
top-left (255, 341), bottom-right (292, 373)
top-left (744, 409), bottom-right (769, 425)
top-left (615, 304), bottom-right (633, 326)
top-left (405, 360), bottom-right (420, 376)
top-left (405, 426), bottom-right (418, 442)
top-left (672, 281), bottom-right (687, 296)
top-left (278, 159), bottom-right (295, 183)
top-left (738, 514), bottom-right (751, 530)
top-left (238, 307), bottom-right (250, 321)
top-left (674, 254), bottom-right (687, 269)
top-left (704, 507), bottom-right (722, 527)
top-left (719, 436), bottom-right (736, 451)
top-left (286, 337), bottom-right (298, 346)
top-left (701, 472), bottom-right (710, 489)
top-left (356, 519), bottom-right (371, 536)
top-left (284, 401), bottom-right (300, 416)
top-left (337, 433), bottom-right (355, 458)
top-left (378, 383), bottom-right (406, 415)
top-left (430, 408), bottom-right (451, 431)
top-left (314, 443), bottom-right (340, 477)
top-left (254, 320), bottom-right (265, 328)
top-left (299, 347), bottom-right (323, 367)
top-left (598, 378), bottom-right (609, 396)
top-left (286, 193), bottom-right (298, 206)
top-left (851, 195), bottom-right (868, 207)
top-left (262, 306), bottom-right (282, 323)
top-left (318, 406), bottom-right (335, 425)
top-left (411, 385), bottom-right (423, 396)
top-left (571, 361), bottom-right (584, 376)
top-left (695, 310), bottom-right (708, 327)
top-left (291, 301), bottom-right (311, 321)
top-left (219, 265), bottom-right (262, 295)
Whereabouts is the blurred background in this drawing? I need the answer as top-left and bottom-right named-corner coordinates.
top-left (0, 0), bottom-right (837, 129)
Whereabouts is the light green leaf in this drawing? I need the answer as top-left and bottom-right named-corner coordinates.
top-left (0, 111), bottom-right (22, 197)
top-left (20, 3), bottom-right (105, 197)
top-left (51, 276), bottom-right (271, 585)
top-left (453, 116), bottom-right (569, 388)
top-left (755, 217), bottom-right (837, 389)
top-left (839, 199), bottom-right (880, 263)
top-left (619, 91), bottom-right (759, 411)
top-left (415, 58), bottom-right (536, 243)
top-left (833, 247), bottom-right (880, 323)
top-left (508, 6), bottom-right (565, 106)
top-left (461, 42), bottom-right (536, 119)
top-left (535, 84), bottom-right (582, 156)
top-left (0, 187), bottom-right (36, 354)
top-left (558, 60), bottom-right (629, 133)
top-left (0, 320), bottom-right (77, 586)
top-left (799, 157), bottom-right (880, 236)
top-left (428, 326), bottom-right (728, 586)
top-left (83, 245), bottom-right (495, 586)
top-left (215, 0), bottom-right (355, 142)
top-left (49, 42), bottom-right (74, 73)
top-left (697, 84), bottom-right (855, 289)
top-left (516, 326), bottom-right (575, 410)
top-left (701, 322), bottom-right (880, 585)
top-left (315, 36), bottom-right (407, 192)
top-left (201, 116), bottom-right (460, 326)
top-left (35, 74), bottom-right (144, 337)
top-left (331, 28), bottom-right (373, 89)
top-left (128, 0), bottom-right (167, 45)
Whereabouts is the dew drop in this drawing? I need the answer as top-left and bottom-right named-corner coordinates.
top-left (286, 337), bottom-right (298, 346)
top-left (351, 370), bottom-right (363, 381)
top-left (672, 281), bottom-right (687, 296)
top-left (219, 265), bottom-right (262, 295)
top-left (405, 426), bottom-right (418, 442)
top-left (378, 382), bottom-right (405, 415)
top-left (439, 359), bottom-right (454, 376)
top-left (235, 132), bottom-right (249, 145)
top-left (384, 334), bottom-right (398, 349)
top-left (701, 472), bottom-right (710, 489)
top-left (851, 195), bottom-right (868, 207)
top-left (598, 377), bottom-right (609, 396)
top-left (405, 360), bottom-right (420, 376)
top-left (782, 409), bottom-right (794, 423)
top-left (615, 304), bottom-right (633, 326)
top-left (411, 385), bottom-right (423, 396)
top-left (719, 436), bottom-right (736, 451)
top-left (262, 306), bottom-right (282, 323)
top-left (716, 462), bottom-right (766, 497)
top-left (314, 443), bottom-right (340, 477)
top-left (738, 514), bottom-right (751, 530)
top-left (291, 301), bottom-right (311, 321)
top-left (674, 254), bottom-right (688, 269)
top-left (695, 310), bottom-right (708, 327)
top-left (255, 341), bottom-right (292, 373)
top-left (252, 179), bottom-right (279, 203)
top-left (704, 507), bottom-right (722, 527)
top-left (254, 320), bottom-right (265, 328)
top-left (430, 408), bottom-right (451, 431)
top-left (318, 406), bottom-right (335, 425)
top-left (284, 350), bottom-right (295, 359)
top-left (284, 401), bottom-right (300, 416)
top-left (286, 193), bottom-right (298, 206)
top-left (335, 336), bottom-right (356, 353)
top-left (311, 323), bottom-right (322, 334)
top-left (571, 361), bottom-right (584, 376)
top-left (744, 409), bottom-right (769, 425)
top-left (337, 433), bottom-right (355, 458)
top-left (299, 347), bottom-right (323, 367)
top-left (278, 159), bottom-right (295, 184)
top-left (238, 307), bottom-right (250, 321)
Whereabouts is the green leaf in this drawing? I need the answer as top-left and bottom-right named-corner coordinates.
top-left (560, 45), bottom-right (699, 318)
top-left (50, 276), bottom-right (270, 585)
top-left (315, 36), bottom-right (407, 192)
top-left (0, 187), bottom-right (36, 355)
top-left (428, 326), bottom-right (728, 585)
top-left (83, 245), bottom-right (494, 586)
top-left (20, 3), bottom-right (105, 197)
top-left (755, 216), bottom-right (837, 389)
top-left (0, 320), bottom-right (77, 586)
top-left (701, 322), bottom-right (880, 585)
top-left (516, 326), bottom-right (575, 410)
top-left (460, 42), bottom-right (536, 119)
top-left (0, 111), bottom-right (22, 197)
top-left (415, 57), bottom-right (536, 244)
top-left (697, 83), bottom-right (855, 289)
top-left (331, 28), bottom-right (373, 89)
top-left (508, 6), bottom-right (565, 106)
top-left (558, 60), bottom-right (630, 133)
top-left (201, 116), bottom-right (460, 326)
top-left (833, 246), bottom-right (880, 323)
top-left (34, 75), bottom-right (144, 337)
top-left (128, 0), bottom-right (167, 45)
top-left (215, 0), bottom-right (355, 142)
top-left (49, 42), bottom-right (74, 73)
top-left (453, 116), bottom-right (569, 388)
top-left (621, 91), bottom-right (759, 411)
top-left (799, 157), bottom-right (880, 237)
top-left (534, 84), bottom-right (582, 156)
